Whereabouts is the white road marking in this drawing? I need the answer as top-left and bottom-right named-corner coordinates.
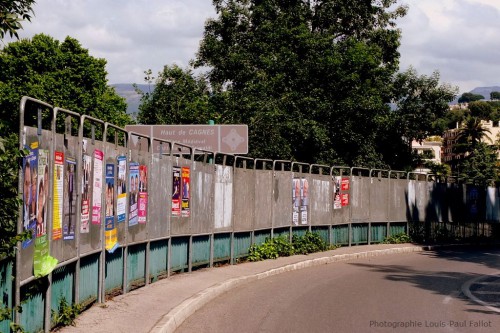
top-left (443, 290), bottom-right (460, 304)
top-left (461, 272), bottom-right (500, 313)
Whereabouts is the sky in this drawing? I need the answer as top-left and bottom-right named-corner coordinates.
top-left (4, 0), bottom-right (500, 94)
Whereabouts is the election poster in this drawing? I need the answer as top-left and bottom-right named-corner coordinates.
top-left (81, 148), bottom-right (91, 233)
top-left (63, 157), bottom-right (76, 240)
top-left (91, 149), bottom-right (103, 225)
top-left (333, 176), bottom-right (350, 209)
top-left (33, 235), bottom-right (57, 278)
top-left (116, 156), bottom-right (127, 223)
top-left (52, 151), bottom-right (64, 240)
top-left (22, 142), bottom-right (38, 248)
top-left (333, 176), bottom-right (342, 210)
top-left (172, 166), bottom-right (181, 217)
top-left (36, 149), bottom-right (49, 237)
top-left (138, 165), bottom-right (148, 224)
top-left (341, 177), bottom-right (350, 207)
top-left (300, 178), bottom-right (309, 225)
top-left (292, 178), bottom-right (300, 225)
top-left (105, 163), bottom-right (118, 252)
top-left (181, 167), bottom-right (190, 217)
top-left (128, 162), bottom-right (139, 226)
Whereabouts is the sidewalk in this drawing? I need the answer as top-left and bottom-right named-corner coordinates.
top-left (59, 243), bottom-right (432, 333)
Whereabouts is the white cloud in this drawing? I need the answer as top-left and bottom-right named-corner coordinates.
top-left (398, 0), bottom-right (500, 93)
top-left (5, 0), bottom-right (215, 84)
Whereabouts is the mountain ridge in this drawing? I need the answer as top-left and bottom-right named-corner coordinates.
top-left (112, 84), bottom-right (500, 115)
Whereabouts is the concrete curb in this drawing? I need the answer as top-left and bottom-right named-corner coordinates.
top-left (150, 245), bottom-right (436, 333)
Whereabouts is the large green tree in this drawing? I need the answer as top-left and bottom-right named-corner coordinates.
top-left (0, 0), bottom-right (35, 39)
top-left (458, 92), bottom-right (484, 103)
top-left (459, 142), bottom-right (498, 185)
top-left (137, 65), bottom-right (212, 125)
top-left (490, 91), bottom-right (500, 101)
top-left (0, 33), bottom-right (132, 128)
top-left (468, 101), bottom-right (494, 120)
top-left (388, 67), bottom-right (457, 167)
top-left (194, 0), bottom-right (408, 166)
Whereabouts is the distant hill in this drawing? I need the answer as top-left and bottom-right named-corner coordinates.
top-left (451, 86), bottom-right (500, 104)
top-left (111, 83), bottom-right (155, 116)
top-left (468, 86), bottom-right (500, 101)
top-left (114, 83), bottom-right (500, 111)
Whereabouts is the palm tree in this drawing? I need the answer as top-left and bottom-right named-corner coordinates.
top-left (455, 117), bottom-right (492, 154)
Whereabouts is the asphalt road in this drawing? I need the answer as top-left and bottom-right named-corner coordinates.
top-left (177, 247), bottom-right (500, 333)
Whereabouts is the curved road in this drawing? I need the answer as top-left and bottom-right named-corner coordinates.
top-left (177, 247), bottom-right (500, 333)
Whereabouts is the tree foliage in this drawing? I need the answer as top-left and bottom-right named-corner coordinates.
top-left (0, 122), bottom-right (28, 258)
top-left (137, 65), bottom-right (212, 125)
top-left (458, 92), bottom-right (484, 103)
top-left (390, 67), bottom-right (457, 166)
top-left (468, 101), bottom-right (493, 120)
top-left (193, 0), bottom-right (408, 167)
top-left (0, 33), bottom-right (132, 129)
top-left (0, 0), bottom-right (35, 39)
top-left (459, 143), bottom-right (498, 185)
top-left (455, 117), bottom-right (492, 153)
top-left (490, 91), bottom-right (500, 101)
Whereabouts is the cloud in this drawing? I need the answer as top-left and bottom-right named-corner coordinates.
top-left (6, 0), bottom-right (214, 84)
top-left (398, 0), bottom-right (500, 92)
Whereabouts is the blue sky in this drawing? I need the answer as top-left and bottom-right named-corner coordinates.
top-left (4, 0), bottom-right (500, 93)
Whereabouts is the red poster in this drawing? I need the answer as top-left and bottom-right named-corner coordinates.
top-left (181, 167), bottom-right (190, 217)
top-left (341, 178), bottom-right (350, 191)
top-left (341, 193), bottom-right (349, 206)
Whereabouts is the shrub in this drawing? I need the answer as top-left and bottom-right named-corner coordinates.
top-left (382, 233), bottom-right (412, 244)
top-left (248, 232), bottom-right (333, 261)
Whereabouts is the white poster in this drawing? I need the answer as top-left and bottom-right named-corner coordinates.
top-left (92, 149), bottom-right (103, 224)
top-left (117, 155), bottom-right (127, 223)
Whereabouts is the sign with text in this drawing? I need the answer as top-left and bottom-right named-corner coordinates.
top-left (125, 125), bottom-right (248, 154)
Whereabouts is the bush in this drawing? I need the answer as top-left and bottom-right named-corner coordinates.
top-left (248, 236), bottom-right (293, 261)
top-left (293, 232), bottom-right (328, 255)
top-left (382, 233), bottom-right (412, 244)
top-left (248, 232), bottom-right (333, 261)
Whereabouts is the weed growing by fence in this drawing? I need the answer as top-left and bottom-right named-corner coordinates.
top-left (382, 233), bottom-right (412, 244)
top-left (248, 232), bottom-right (336, 261)
top-left (51, 297), bottom-right (82, 328)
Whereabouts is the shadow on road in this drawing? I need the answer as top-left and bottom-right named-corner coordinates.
top-left (349, 245), bottom-right (500, 315)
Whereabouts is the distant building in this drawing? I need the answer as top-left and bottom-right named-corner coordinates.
top-left (442, 126), bottom-right (461, 164)
top-left (442, 120), bottom-right (500, 172)
top-left (449, 102), bottom-right (469, 110)
top-left (412, 137), bottom-right (442, 173)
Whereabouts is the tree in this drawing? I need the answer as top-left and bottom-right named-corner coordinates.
top-left (459, 142), bottom-right (498, 185)
top-left (137, 65), bottom-right (212, 125)
top-left (390, 67), bottom-right (457, 166)
top-left (195, 0), bottom-right (408, 167)
top-left (455, 117), bottom-right (492, 154)
top-left (0, 0), bottom-right (35, 39)
top-left (490, 91), bottom-right (500, 101)
top-left (424, 161), bottom-right (451, 177)
top-left (468, 101), bottom-right (493, 120)
top-left (0, 33), bottom-right (132, 129)
top-left (458, 92), bottom-right (484, 103)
